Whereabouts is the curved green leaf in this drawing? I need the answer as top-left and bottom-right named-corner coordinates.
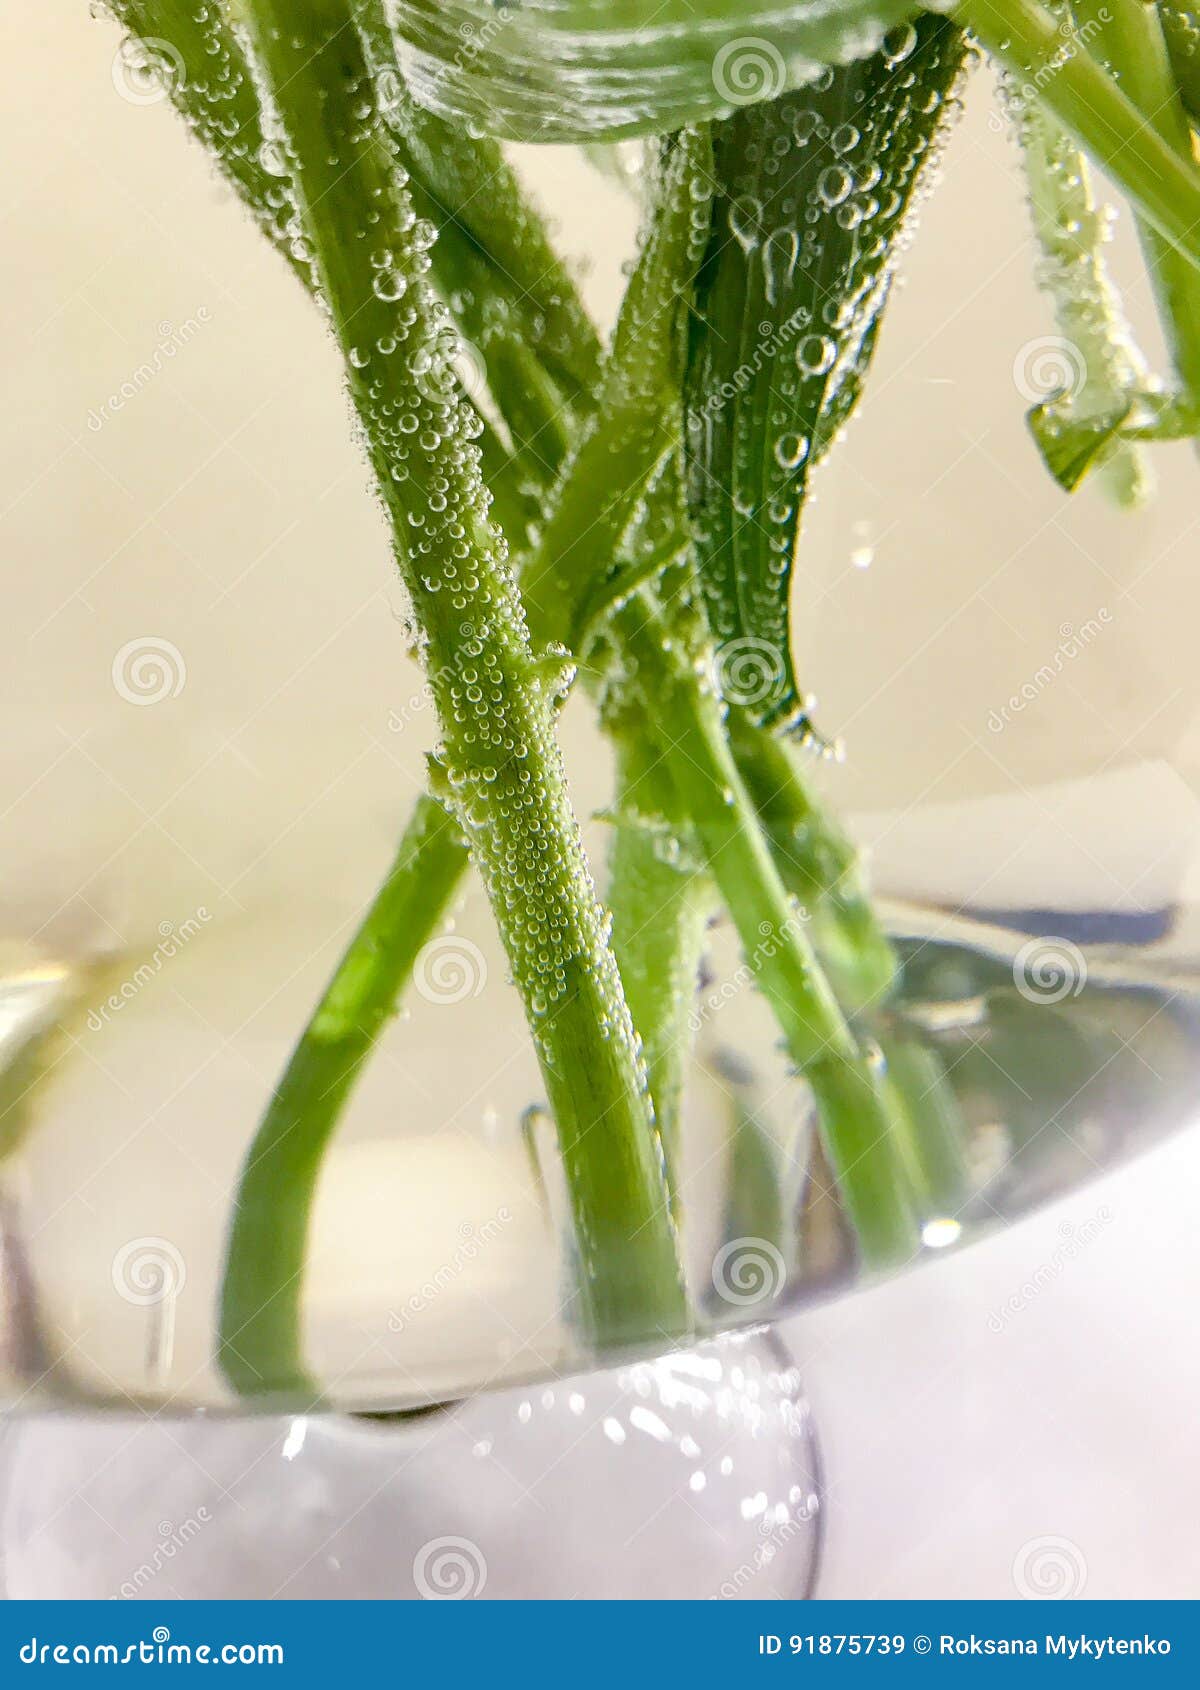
top-left (1159, 3), bottom-right (1200, 127)
top-left (684, 15), bottom-right (968, 728)
top-left (389, 0), bottom-right (920, 141)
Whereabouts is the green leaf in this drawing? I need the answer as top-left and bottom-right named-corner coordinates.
top-left (1158, 4), bottom-right (1200, 128)
top-left (684, 16), bottom-right (968, 729)
top-left (522, 128), bottom-right (714, 651)
top-left (390, 0), bottom-right (921, 141)
top-left (1026, 397), bottom-right (1135, 494)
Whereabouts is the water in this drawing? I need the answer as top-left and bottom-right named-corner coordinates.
top-left (0, 901), bottom-right (1195, 1413)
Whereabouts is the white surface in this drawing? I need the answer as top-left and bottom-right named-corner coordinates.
top-left (789, 1124), bottom-right (1200, 1599)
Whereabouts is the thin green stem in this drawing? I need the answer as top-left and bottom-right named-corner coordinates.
top-left (618, 606), bottom-right (921, 1270)
top-left (1016, 82), bottom-right (1151, 500)
top-left (521, 131), bottom-right (712, 651)
top-left (608, 737), bottom-right (715, 1216)
top-left (726, 707), bottom-right (898, 1015)
top-left (231, 0), bottom-right (687, 1374)
top-left (876, 1030), bottom-right (973, 1220)
top-left (958, 0), bottom-right (1200, 268)
top-left (1072, 0), bottom-right (1200, 412)
top-left (219, 797), bottom-right (468, 1397)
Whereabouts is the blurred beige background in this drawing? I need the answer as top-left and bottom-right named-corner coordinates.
top-left (3, 3), bottom-right (1200, 1596)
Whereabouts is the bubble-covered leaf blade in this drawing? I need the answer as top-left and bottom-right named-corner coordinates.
top-left (684, 16), bottom-right (968, 727)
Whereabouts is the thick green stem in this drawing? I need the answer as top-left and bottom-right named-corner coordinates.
top-left (618, 607), bottom-right (921, 1270)
top-left (108, 0), bottom-right (540, 532)
top-left (958, 0), bottom-right (1200, 268)
top-left (234, 0), bottom-right (686, 1368)
top-left (219, 797), bottom-right (467, 1397)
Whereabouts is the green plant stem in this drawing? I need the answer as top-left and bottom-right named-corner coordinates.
top-left (957, 0), bottom-right (1200, 268)
top-left (1016, 86), bottom-right (1150, 501)
top-left (229, 0), bottom-right (687, 1382)
top-left (617, 605), bottom-right (921, 1269)
top-left (219, 796), bottom-right (467, 1396)
top-left (108, 0), bottom-right (542, 534)
top-left (1072, 0), bottom-right (1200, 412)
top-left (608, 737), bottom-right (715, 1215)
top-left (351, 5), bottom-right (602, 408)
top-left (725, 707), bottom-right (898, 1015)
top-left (876, 1031), bottom-right (973, 1219)
top-left (521, 131), bottom-right (712, 651)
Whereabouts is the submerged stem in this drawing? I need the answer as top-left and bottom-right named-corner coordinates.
top-left (227, 0), bottom-right (687, 1382)
top-left (608, 738), bottom-right (715, 1216)
top-left (617, 605), bottom-right (921, 1270)
top-left (726, 708), bottom-right (898, 1016)
top-left (219, 797), bottom-right (467, 1397)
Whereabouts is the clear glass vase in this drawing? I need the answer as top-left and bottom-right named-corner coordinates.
top-left (0, 1331), bottom-right (821, 1600)
top-left (2, 9), bottom-right (1198, 1439)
